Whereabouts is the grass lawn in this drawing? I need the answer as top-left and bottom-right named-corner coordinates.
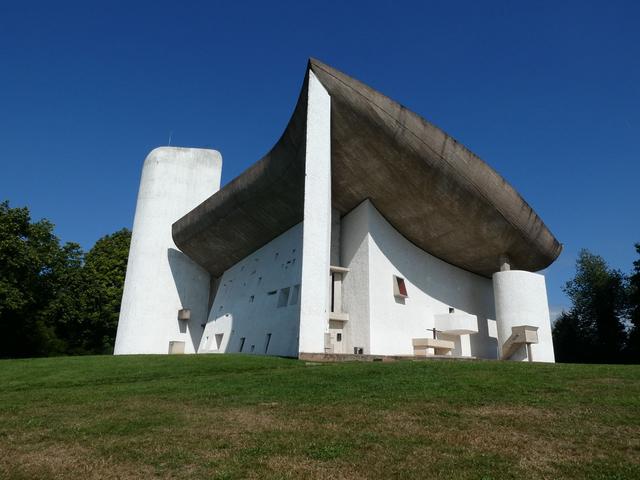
top-left (0, 355), bottom-right (638, 479)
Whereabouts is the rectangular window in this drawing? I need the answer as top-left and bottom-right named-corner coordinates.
top-left (239, 337), bottom-right (246, 352)
top-left (265, 333), bottom-right (272, 353)
top-left (277, 287), bottom-right (290, 307)
top-left (337, 333), bottom-right (342, 342)
top-left (289, 284), bottom-right (301, 305)
top-left (393, 275), bottom-right (408, 298)
top-left (331, 273), bottom-right (336, 312)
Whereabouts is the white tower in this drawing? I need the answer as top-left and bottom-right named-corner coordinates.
top-left (493, 270), bottom-right (555, 362)
top-left (114, 147), bottom-right (222, 354)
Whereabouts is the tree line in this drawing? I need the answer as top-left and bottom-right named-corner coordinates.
top-left (552, 246), bottom-right (640, 364)
top-left (0, 201), bottom-right (130, 358)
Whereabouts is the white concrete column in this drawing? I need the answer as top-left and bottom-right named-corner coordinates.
top-left (499, 254), bottom-right (511, 272)
top-left (114, 147), bottom-right (222, 354)
top-left (492, 270), bottom-right (555, 362)
top-left (299, 71), bottom-right (332, 355)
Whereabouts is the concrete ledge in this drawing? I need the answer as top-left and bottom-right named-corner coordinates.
top-left (328, 311), bottom-right (349, 322)
top-left (434, 312), bottom-right (479, 335)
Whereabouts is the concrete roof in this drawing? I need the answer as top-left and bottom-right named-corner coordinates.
top-left (173, 59), bottom-right (562, 278)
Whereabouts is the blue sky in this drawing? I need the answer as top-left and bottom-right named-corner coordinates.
top-left (1, 1), bottom-right (638, 313)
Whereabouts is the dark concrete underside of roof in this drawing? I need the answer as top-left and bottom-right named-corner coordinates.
top-left (172, 58), bottom-right (562, 279)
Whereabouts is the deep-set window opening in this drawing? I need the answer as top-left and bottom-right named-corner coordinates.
top-left (277, 287), bottom-right (290, 307)
top-left (393, 275), bottom-right (408, 298)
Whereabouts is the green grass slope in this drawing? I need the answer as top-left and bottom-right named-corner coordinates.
top-left (0, 355), bottom-right (638, 479)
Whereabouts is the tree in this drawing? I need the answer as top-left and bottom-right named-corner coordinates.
top-left (41, 229), bottom-right (131, 355)
top-left (553, 249), bottom-right (627, 363)
top-left (0, 201), bottom-right (131, 358)
top-left (625, 243), bottom-right (640, 362)
top-left (80, 229), bottom-right (131, 354)
top-left (0, 201), bottom-right (80, 357)
top-left (552, 312), bottom-right (584, 363)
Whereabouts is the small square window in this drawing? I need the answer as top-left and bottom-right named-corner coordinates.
top-left (277, 287), bottom-right (290, 307)
top-left (289, 284), bottom-right (301, 305)
top-left (393, 275), bottom-right (408, 298)
top-left (449, 307), bottom-right (455, 314)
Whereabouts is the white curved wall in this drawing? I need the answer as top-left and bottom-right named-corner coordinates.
top-left (114, 147), bottom-right (222, 354)
top-left (493, 270), bottom-right (555, 362)
top-left (341, 200), bottom-right (498, 358)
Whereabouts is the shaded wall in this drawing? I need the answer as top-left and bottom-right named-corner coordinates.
top-left (199, 223), bottom-right (303, 357)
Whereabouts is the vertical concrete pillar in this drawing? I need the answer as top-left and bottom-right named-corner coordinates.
top-left (499, 254), bottom-right (511, 272)
top-left (492, 270), bottom-right (555, 362)
top-left (298, 71), bottom-right (332, 355)
top-left (114, 147), bottom-right (222, 354)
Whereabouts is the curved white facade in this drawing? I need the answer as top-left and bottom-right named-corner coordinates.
top-left (114, 147), bottom-right (222, 354)
top-left (493, 270), bottom-right (555, 362)
top-left (340, 200), bottom-right (498, 358)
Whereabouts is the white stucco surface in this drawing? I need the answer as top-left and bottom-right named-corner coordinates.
top-left (298, 71), bottom-right (332, 355)
top-left (493, 270), bottom-right (555, 362)
top-left (434, 313), bottom-right (479, 335)
top-left (340, 201), bottom-right (372, 354)
top-left (199, 223), bottom-right (303, 357)
top-left (114, 147), bottom-right (221, 354)
top-left (340, 200), bottom-right (499, 358)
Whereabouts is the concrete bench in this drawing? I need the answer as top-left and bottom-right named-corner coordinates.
top-left (412, 338), bottom-right (455, 356)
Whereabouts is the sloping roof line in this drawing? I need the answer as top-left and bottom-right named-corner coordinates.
top-left (173, 59), bottom-right (561, 278)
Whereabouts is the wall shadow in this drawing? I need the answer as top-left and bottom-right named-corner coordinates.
top-left (168, 248), bottom-right (210, 352)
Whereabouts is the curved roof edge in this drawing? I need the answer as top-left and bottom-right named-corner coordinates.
top-left (173, 59), bottom-right (562, 278)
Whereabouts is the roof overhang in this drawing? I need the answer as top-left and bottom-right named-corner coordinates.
top-left (172, 59), bottom-right (562, 278)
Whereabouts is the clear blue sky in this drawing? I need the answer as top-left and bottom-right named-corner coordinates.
top-left (1, 1), bottom-right (638, 314)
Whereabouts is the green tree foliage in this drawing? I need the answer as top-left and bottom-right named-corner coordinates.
top-left (81, 229), bottom-right (131, 354)
top-left (551, 312), bottom-right (584, 363)
top-left (553, 249), bottom-right (628, 363)
top-left (625, 243), bottom-right (640, 362)
top-left (0, 201), bottom-right (130, 358)
top-left (0, 201), bottom-right (73, 356)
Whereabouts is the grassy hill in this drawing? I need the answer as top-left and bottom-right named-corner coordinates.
top-left (0, 355), bottom-right (638, 479)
